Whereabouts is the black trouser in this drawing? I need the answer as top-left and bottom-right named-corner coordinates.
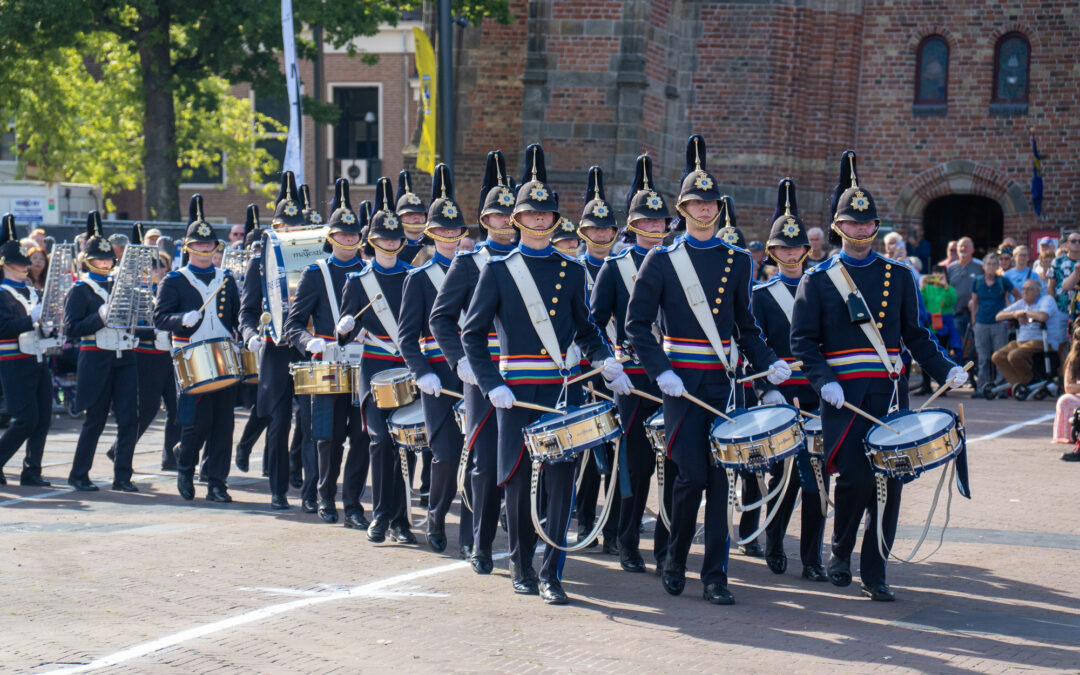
top-left (504, 458), bottom-right (576, 583)
top-left (316, 394), bottom-right (369, 514)
top-left (177, 387), bottom-right (237, 490)
top-left (265, 381), bottom-right (295, 498)
top-left (109, 352), bottom-right (179, 466)
top-left (468, 394), bottom-right (502, 554)
top-left (70, 362), bottom-right (137, 484)
top-left (289, 399), bottom-right (303, 475)
top-left (764, 454), bottom-right (829, 567)
top-left (364, 397), bottom-right (409, 529)
top-left (652, 457), bottom-right (678, 566)
top-left (575, 442), bottom-right (620, 542)
top-left (296, 395), bottom-right (317, 502)
top-left (0, 358), bottom-right (52, 480)
top-left (236, 411), bottom-right (270, 464)
top-left (616, 399), bottom-right (661, 555)
top-left (423, 404), bottom-right (472, 549)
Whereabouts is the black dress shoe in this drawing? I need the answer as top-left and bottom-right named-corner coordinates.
top-left (703, 583), bottom-right (735, 605)
top-left (602, 538), bottom-right (619, 556)
top-left (343, 510), bottom-right (370, 530)
top-left (389, 525), bottom-right (417, 545)
top-left (509, 562), bottom-right (539, 595)
top-left (661, 560), bottom-right (686, 596)
top-left (739, 541), bottom-right (764, 557)
top-left (861, 582), bottom-right (896, 602)
top-left (235, 452), bottom-right (250, 473)
top-left (765, 552), bottom-right (788, 575)
top-left (207, 486), bottom-right (232, 503)
top-left (539, 578), bottom-right (569, 605)
top-left (1062, 450), bottom-right (1080, 462)
top-left (828, 555), bottom-right (852, 587)
top-left (460, 545), bottom-right (474, 561)
top-left (318, 502), bottom-right (339, 524)
top-left (20, 475), bottom-right (51, 487)
top-left (177, 474), bottom-right (195, 501)
top-left (427, 521), bottom-right (447, 553)
top-left (289, 471), bottom-right (303, 489)
top-left (470, 549), bottom-right (494, 575)
top-left (111, 480), bottom-right (139, 493)
top-left (802, 564), bottom-right (828, 582)
top-left (301, 498), bottom-right (318, 514)
top-left (619, 548), bottom-right (646, 574)
top-left (367, 519), bottom-right (388, 543)
top-left (270, 493), bottom-right (290, 510)
top-left (160, 462), bottom-right (177, 472)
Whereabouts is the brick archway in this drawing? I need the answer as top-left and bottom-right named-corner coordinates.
top-left (893, 160), bottom-right (1029, 220)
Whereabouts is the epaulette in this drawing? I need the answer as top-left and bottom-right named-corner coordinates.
top-left (753, 277), bottom-right (780, 293)
top-left (881, 255), bottom-right (910, 270)
top-left (805, 256), bottom-right (837, 276)
top-left (408, 258), bottom-right (436, 276)
top-left (73, 280), bottom-right (87, 287)
top-left (720, 240), bottom-right (751, 256)
top-left (304, 262), bottom-right (319, 272)
top-left (347, 266), bottom-right (372, 280)
top-left (555, 249), bottom-right (585, 266)
top-left (608, 247), bottom-right (633, 260)
top-left (487, 248), bottom-right (519, 264)
top-left (657, 239), bottom-right (685, 254)
top-left (164, 270), bottom-right (182, 280)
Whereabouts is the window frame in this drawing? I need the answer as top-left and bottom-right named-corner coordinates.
top-left (914, 35), bottom-right (950, 106)
top-left (250, 90), bottom-right (291, 189)
top-left (992, 32), bottom-right (1031, 104)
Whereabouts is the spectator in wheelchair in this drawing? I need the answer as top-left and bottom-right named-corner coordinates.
top-left (1054, 326), bottom-right (1080, 462)
top-left (991, 280), bottom-right (1057, 389)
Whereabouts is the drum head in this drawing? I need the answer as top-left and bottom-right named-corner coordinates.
top-left (371, 367), bottom-right (412, 386)
top-left (646, 408), bottom-right (664, 429)
top-left (866, 410), bottom-right (954, 447)
top-left (711, 405), bottom-right (799, 442)
top-left (529, 401), bottom-right (613, 431)
top-left (803, 415), bottom-right (822, 434)
top-left (389, 400), bottom-right (426, 427)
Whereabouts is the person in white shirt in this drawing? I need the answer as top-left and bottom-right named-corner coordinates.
top-left (991, 280), bottom-right (1058, 387)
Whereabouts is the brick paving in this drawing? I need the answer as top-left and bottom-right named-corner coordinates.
top-left (1, 392), bottom-right (1077, 673)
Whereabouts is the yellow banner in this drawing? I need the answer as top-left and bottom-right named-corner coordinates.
top-left (413, 27), bottom-right (437, 175)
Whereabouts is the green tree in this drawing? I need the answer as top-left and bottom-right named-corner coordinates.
top-left (0, 0), bottom-right (511, 220)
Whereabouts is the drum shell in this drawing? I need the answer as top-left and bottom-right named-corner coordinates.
top-left (173, 338), bottom-right (242, 395)
top-left (523, 403), bottom-right (621, 463)
top-left (290, 361), bottom-right (353, 395)
top-left (453, 399), bottom-right (467, 434)
top-left (709, 405), bottom-right (804, 471)
top-left (240, 349), bottom-right (259, 383)
top-left (645, 407), bottom-right (666, 457)
top-left (863, 409), bottom-right (963, 479)
top-left (802, 415), bottom-right (823, 459)
top-left (388, 400), bottom-right (429, 452)
top-left (369, 368), bottom-right (417, 409)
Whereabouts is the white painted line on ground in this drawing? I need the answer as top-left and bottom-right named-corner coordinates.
top-left (0, 487), bottom-right (74, 507)
top-left (43, 552), bottom-right (508, 674)
top-left (966, 412), bottom-right (1055, 444)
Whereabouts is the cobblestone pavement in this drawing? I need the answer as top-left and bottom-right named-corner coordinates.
top-left (1, 391), bottom-right (1077, 673)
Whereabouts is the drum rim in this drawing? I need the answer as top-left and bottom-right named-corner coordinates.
top-left (863, 408), bottom-right (957, 450)
top-left (388, 400), bottom-right (426, 426)
top-left (181, 373), bottom-right (241, 392)
top-left (370, 366), bottom-right (414, 384)
top-left (709, 404), bottom-right (801, 443)
top-left (526, 401), bottom-right (616, 431)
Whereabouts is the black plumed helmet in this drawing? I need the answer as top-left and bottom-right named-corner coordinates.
top-left (0, 213), bottom-right (31, 267)
top-left (84, 210), bottom-right (115, 261)
top-left (368, 177), bottom-right (406, 242)
top-left (715, 196), bottom-right (745, 248)
top-left (514, 143), bottom-right (559, 218)
top-left (131, 222), bottom-right (145, 246)
top-left (829, 150), bottom-right (879, 245)
top-left (184, 194), bottom-right (217, 243)
top-left (766, 178), bottom-right (809, 249)
top-left (426, 163), bottom-right (467, 238)
top-left (626, 154), bottom-right (671, 227)
top-left (272, 171), bottom-right (306, 228)
top-left (579, 166), bottom-right (617, 231)
top-left (299, 184), bottom-right (324, 226)
top-left (478, 150), bottom-right (516, 222)
top-left (395, 169), bottom-right (427, 216)
top-left (677, 134), bottom-right (722, 205)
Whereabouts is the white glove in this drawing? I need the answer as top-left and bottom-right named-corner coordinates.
top-left (246, 335), bottom-right (263, 352)
top-left (488, 385), bottom-right (516, 409)
top-left (97, 304), bottom-right (109, 322)
top-left (760, 389), bottom-right (786, 406)
top-left (820, 382), bottom-right (845, 409)
top-left (601, 357), bottom-right (625, 381)
top-left (656, 370), bottom-right (686, 397)
top-left (456, 359), bottom-right (478, 386)
top-left (416, 373), bottom-right (442, 397)
top-left (336, 315), bottom-right (355, 335)
top-left (306, 337), bottom-right (327, 355)
top-left (605, 372), bottom-right (633, 396)
top-left (29, 304), bottom-right (42, 323)
top-left (181, 310), bottom-right (201, 328)
top-left (946, 366), bottom-right (969, 389)
top-left (766, 359), bottom-right (792, 385)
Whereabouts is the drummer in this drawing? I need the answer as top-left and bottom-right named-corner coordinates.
top-left (399, 164), bottom-right (473, 556)
top-left (575, 167), bottom-right (622, 555)
top-left (590, 154), bottom-right (670, 574)
top-left (154, 195), bottom-right (241, 503)
top-left (750, 178), bottom-right (828, 583)
top-left (790, 151), bottom-right (966, 601)
top-left (284, 179), bottom-right (370, 530)
top-left (239, 171), bottom-right (308, 510)
top-left (337, 177), bottom-right (417, 546)
top-left (625, 135), bottom-right (789, 606)
top-left (396, 169), bottom-right (432, 266)
top-left (460, 143), bottom-right (630, 605)
top-left (428, 150), bottom-right (519, 575)
top-left (235, 204), bottom-right (271, 474)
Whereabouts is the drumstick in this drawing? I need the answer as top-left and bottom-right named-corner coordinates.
top-left (681, 391), bottom-right (736, 423)
top-left (736, 361), bottom-right (803, 385)
top-left (196, 283), bottom-right (226, 313)
top-left (352, 292), bottom-right (383, 321)
top-left (512, 400), bottom-right (564, 415)
top-left (842, 401), bottom-right (900, 434)
top-left (793, 396), bottom-right (821, 420)
top-left (439, 388), bottom-right (464, 399)
top-left (566, 355), bottom-right (632, 385)
top-left (917, 361), bottom-right (974, 412)
top-left (630, 388), bottom-right (663, 404)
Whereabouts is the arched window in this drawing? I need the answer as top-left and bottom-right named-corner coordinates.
top-left (993, 33), bottom-right (1030, 103)
top-left (915, 36), bottom-right (949, 105)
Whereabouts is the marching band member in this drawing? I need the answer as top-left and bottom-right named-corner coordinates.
top-left (291, 183), bottom-right (323, 511)
top-left (0, 214), bottom-right (52, 487)
top-left (429, 150), bottom-right (518, 575)
top-left (239, 172), bottom-right (307, 510)
top-left (551, 218), bottom-right (581, 255)
top-left (790, 151), bottom-right (965, 601)
top-left (397, 169), bottom-right (433, 267)
top-left (337, 177), bottom-right (417, 545)
top-left (65, 211), bottom-right (139, 493)
top-left (285, 179), bottom-right (370, 529)
top-left (625, 136), bottom-right (788, 605)
top-left (750, 178), bottom-right (828, 582)
top-left (590, 155), bottom-right (670, 573)
top-left (575, 167), bottom-right (622, 554)
top-left (234, 204), bottom-right (270, 474)
top-left (154, 195), bottom-right (241, 503)
top-left (461, 144), bottom-right (630, 605)
top-left (399, 164), bottom-right (473, 556)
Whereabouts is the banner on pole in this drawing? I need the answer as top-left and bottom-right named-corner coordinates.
top-left (282, 0), bottom-right (304, 185)
top-left (413, 27), bottom-right (437, 176)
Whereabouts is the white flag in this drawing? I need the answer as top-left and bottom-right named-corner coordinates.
top-left (281, 0), bottom-right (304, 185)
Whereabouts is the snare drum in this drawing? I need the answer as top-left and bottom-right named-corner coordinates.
top-left (645, 407), bottom-right (666, 457)
top-left (290, 361), bottom-right (353, 395)
top-left (369, 368), bottom-right (417, 409)
top-left (240, 349), bottom-right (259, 383)
top-left (709, 405), bottom-right (804, 471)
top-left (173, 337), bottom-right (243, 395)
top-left (523, 402), bottom-right (622, 463)
top-left (453, 399), bottom-right (467, 434)
top-left (803, 413), bottom-right (823, 460)
top-left (863, 408), bottom-right (963, 479)
top-left (388, 400), bottom-right (428, 452)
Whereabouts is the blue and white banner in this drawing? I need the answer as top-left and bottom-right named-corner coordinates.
top-left (281, 0), bottom-right (304, 185)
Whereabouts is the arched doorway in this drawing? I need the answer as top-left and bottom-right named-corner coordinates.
top-left (922, 195), bottom-right (1004, 261)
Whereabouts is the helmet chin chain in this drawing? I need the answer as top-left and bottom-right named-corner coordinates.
top-left (830, 221), bottom-right (879, 245)
top-left (510, 215), bottom-right (560, 236)
top-left (676, 204), bottom-right (720, 232)
top-left (626, 222), bottom-right (668, 239)
top-left (370, 240), bottom-right (405, 256)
